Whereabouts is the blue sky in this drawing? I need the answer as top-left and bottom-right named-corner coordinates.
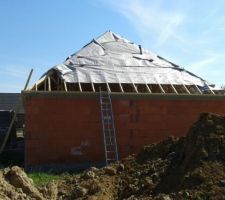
top-left (0, 0), bottom-right (225, 92)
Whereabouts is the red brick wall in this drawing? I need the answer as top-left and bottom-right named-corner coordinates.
top-left (24, 94), bottom-right (225, 168)
top-left (113, 99), bottom-right (225, 158)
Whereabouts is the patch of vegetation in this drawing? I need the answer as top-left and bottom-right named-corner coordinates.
top-left (28, 172), bottom-right (60, 186)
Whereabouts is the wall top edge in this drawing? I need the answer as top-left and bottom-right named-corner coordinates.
top-left (21, 91), bottom-right (225, 101)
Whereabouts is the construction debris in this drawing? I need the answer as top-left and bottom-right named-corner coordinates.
top-left (1, 112), bottom-right (225, 199)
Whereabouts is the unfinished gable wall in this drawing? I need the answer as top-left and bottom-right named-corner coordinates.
top-left (23, 92), bottom-right (225, 170)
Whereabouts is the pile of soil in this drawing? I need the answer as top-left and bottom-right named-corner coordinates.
top-left (116, 112), bottom-right (225, 199)
top-left (0, 166), bottom-right (57, 200)
top-left (57, 112), bottom-right (225, 200)
top-left (1, 112), bottom-right (225, 200)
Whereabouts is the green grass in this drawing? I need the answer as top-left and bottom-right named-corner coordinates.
top-left (28, 172), bottom-right (60, 186)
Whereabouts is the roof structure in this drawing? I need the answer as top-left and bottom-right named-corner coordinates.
top-left (0, 93), bottom-right (24, 113)
top-left (31, 31), bottom-right (222, 94)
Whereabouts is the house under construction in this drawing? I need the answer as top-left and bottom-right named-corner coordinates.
top-left (23, 31), bottom-right (225, 171)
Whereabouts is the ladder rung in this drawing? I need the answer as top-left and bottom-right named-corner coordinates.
top-left (106, 142), bottom-right (115, 146)
top-left (103, 116), bottom-right (111, 118)
top-left (106, 143), bottom-right (115, 146)
top-left (106, 142), bottom-right (114, 144)
top-left (101, 102), bottom-right (109, 104)
top-left (104, 133), bottom-right (113, 136)
top-left (103, 120), bottom-right (112, 122)
top-left (103, 123), bottom-right (112, 126)
top-left (105, 135), bottom-right (114, 138)
top-left (105, 139), bottom-right (114, 141)
top-left (101, 102), bottom-right (109, 105)
top-left (106, 141), bottom-right (115, 144)
top-left (104, 131), bottom-right (113, 134)
top-left (105, 129), bottom-right (113, 134)
top-left (103, 124), bottom-right (112, 127)
top-left (105, 137), bottom-right (114, 140)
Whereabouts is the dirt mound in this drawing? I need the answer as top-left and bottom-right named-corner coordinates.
top-left (0, 166), bottom-right (57, 200)
top-left (54, 112), bottom-right (225, 200)
top-left (117, 113), bottom-right (225, 199)
top-left (157, 113), bottom-right (225, 194)
top-left (1, 113), bottom-right (225, 199)
top-left (61, 114), bottom-right (225, 200)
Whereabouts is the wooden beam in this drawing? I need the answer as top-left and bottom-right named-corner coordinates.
top-left (205, 83), bottom-right (215, 95)
top-left (33, 76), bottom-right (44, 91)
top-left (33, 75), bottom-right (46, 90)
top-left (170, 84), bottom-right (178, 94)
top-left (133, 83), bottom-right (138, 93)
top-left (140, 74), bottom-right (151, 93)
top-left (115, 73), bottom-right (124, 93)
top-left (76, 69), bottom-right (82, 92)
top-left (64, 81), bottom-right (68, 92)
top-left (44, 78), bottom-right (47, 91)
top-left (194, 84), bottom-right (202, 94)
top-left (158, 84), bottom-right (165, 93)
top-left (102, 72), bottom-right (111, 93)
top-left (119, 83), bottom-right (124, 93)
top-left (89, 73), bottom-right (95, 92)
top-left (154, 75), bottom-right (165, 93)
top-left (146, 84), bottom-right (152, 93)
top-left (0, 69), bottom-right (33, 154)
top-left (182, 84), bottom-right (191, 94)
top-left (89, 78), bottom-right (95, 92)
top-left (126, 73), bottom-right (138, 93)
top-left (78, 82), bottom-right (82, 92)
top-left (48, 76), bottom-right (51, 91)
top-left (91, 82), bottom-right (95, 92)
top-left (166, 75), bottom-right (178, 94)
top-left (106, 82), bottom-right (111, 93)
top-left (178, 74), bottom-right (191, 94)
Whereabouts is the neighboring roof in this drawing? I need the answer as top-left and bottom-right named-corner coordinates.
top-left (0, 93), bottom-right (24, 113)
top-left (41, 31), bottom-right (211, 87)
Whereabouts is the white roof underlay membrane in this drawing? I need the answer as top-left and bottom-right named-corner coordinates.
top-left (43, 31), bottom-right (213, 87)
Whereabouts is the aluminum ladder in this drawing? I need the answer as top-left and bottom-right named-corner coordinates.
top-left (99, 88), bottom-right (119, 165)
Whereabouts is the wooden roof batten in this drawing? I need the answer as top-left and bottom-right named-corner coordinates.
top-left (29, 73), bottom-right (224, 95)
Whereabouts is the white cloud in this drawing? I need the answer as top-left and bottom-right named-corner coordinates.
top-left (104, 0), bottom-right (185, 47)
top-left (100, 0), bottom-right (225, 85)
top-left (187, 53), bottom-right (225, 85)
top-left (188, 57), bottom-right (218, 73)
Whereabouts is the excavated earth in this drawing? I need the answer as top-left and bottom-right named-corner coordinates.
top-left (1, 112), bottom-right (225, 199)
